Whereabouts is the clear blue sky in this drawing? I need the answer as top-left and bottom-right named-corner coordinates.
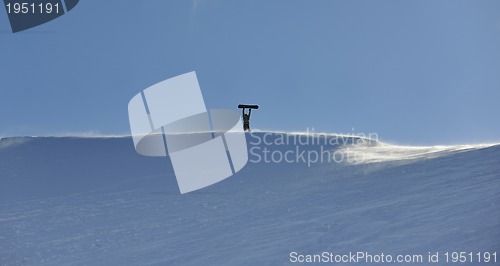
top-left (1, 0), bottom-right (499, 145)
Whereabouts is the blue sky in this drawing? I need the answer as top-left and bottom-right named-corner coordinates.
top-left (1, 0), bottom-right (499, 145)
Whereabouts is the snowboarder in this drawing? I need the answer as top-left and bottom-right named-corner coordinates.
top-left (238, 104), bottom-right (259, 132)
top-left (242, 108), bottom-right (251, 131)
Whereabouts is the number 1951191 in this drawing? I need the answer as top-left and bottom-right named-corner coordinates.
top-left (5, 2), bottom-right (60, 14)
top-left (444, 252), bottom-right (496, 263)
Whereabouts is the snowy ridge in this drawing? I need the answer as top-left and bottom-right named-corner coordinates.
top-left (1, 132), bottom-right (499, 265)
top-left (2, 131), bottom-right (497, 166)
top-left (338, 141), bottom-right (499, 165)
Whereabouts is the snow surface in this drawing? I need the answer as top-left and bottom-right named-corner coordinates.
top-left (1, 132), bottom-right (499, 265)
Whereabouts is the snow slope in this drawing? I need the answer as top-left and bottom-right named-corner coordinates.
top-left (1, 133), bottom-right (499, 265)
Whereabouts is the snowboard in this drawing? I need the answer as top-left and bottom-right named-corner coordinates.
top-left (238, 104), bottom-right (259, 109)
